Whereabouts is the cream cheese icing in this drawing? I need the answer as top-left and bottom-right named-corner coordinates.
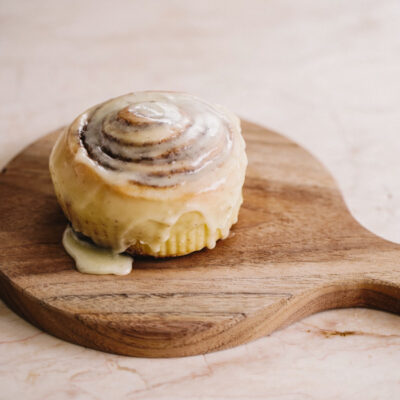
top-left (75, 91), bottom-right (234, 188)
top-left (62, 226), bottom-right (132, 275)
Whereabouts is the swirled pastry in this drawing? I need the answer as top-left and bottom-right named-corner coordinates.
top-left (49, 91), bottom-right (247, 258)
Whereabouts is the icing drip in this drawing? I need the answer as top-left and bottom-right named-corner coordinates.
top-left (62, 226), bottom-right (133, 275)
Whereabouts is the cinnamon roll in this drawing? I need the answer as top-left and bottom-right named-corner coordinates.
top-left (49, 91), bottom-right (247, 260)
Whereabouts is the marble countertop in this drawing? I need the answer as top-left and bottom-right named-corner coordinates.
top-left (1, 0), bottom-right (400, 398)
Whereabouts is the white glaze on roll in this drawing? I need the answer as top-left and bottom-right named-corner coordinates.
top-left (77, 91), bottom-right (234, 188)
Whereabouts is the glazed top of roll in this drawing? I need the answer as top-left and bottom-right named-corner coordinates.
top-left (67, 91), bottom-right (243, 196)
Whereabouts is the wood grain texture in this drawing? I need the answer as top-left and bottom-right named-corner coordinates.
top-left (0, 121), bottom-right (399, 358)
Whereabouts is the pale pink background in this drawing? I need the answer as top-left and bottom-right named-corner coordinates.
top-left (1, 1), bottom-right (400, 399)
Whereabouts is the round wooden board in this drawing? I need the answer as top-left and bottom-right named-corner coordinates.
top-left (0, 121), bottom-right (399, 358)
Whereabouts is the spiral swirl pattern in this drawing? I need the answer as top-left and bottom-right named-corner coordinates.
top-left (78, 92), bottom-right (234, 187)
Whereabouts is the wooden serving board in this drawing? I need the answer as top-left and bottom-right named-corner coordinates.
top-left (0, 121), bottom-right (399, 358)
